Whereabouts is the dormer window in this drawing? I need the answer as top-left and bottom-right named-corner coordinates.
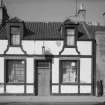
top-left (10, 26), bottom-right (21, 46)
top-left (66, 28), bottom-right (75, 46)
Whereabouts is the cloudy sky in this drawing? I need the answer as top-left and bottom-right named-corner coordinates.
top-left (5, 0), bottom-right (105, 25)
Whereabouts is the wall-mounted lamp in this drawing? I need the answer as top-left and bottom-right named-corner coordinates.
top-left (42, 41), bottom-right (45, 54)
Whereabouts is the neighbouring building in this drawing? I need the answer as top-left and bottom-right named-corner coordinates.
top-left (0, 0), bottom-right (105, 96)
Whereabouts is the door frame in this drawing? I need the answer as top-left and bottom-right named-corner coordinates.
top-left (34, 59), bottom-right (52, 96)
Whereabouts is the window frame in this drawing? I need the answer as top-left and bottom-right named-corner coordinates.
top-left (10, 26), bottom-right (21, 46)
top-left (8, 22), bottom-right (24, 47)
top-left (5, 59), bottom-right (26, 84)
top-left (57, 59), bottom-right (93, 95)
top-left (64, 26), bottom-right (77, 48)
top-left (60, 60), bottom-right (80, 85)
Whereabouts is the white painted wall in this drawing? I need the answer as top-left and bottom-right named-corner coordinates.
top-left (26, 58), bottom-right (34, 83)
top-left (61, 48), bottom-right (79, 55)
top-left (0, 57), bottom-right (4, 83)
top-left (26, 85), bottom-right (34, 93)
top-left (80, 58), bottom-right (92, 83)
top-left (80, 86), bottom-right (91, 93)
top-left (0, 40), bottom-right (92, 56)
top-left (0, 85), bottom-right (4, 93)
top-left (60, 41), bottom-right (92, 55)
top-left (6, 85), bottom-right (24, 93)
top-left (22, 40), bottom-right (63, 55)
top-left (61, 85), bottom-right (78, 93)
top-left (22, 41), bottom-right (35, 54)
top-left (6, 47), bottom-right (24, 54)
top-left (52, 85), bottom-right (59, 93)
top-left (52, 58), bottom-right (59, 83)
top-left (0, 40), bottom-right (8, 54)
top-left (77, 41), bottom-right (92, 55)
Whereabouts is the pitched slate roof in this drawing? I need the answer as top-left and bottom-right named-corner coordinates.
top-left (0, 17), bottom-right (104, 40)
top-left (24, 22), bottom-right (62, 40)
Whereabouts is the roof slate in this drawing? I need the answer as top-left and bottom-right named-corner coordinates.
top-left (24, 22), bottom-right (63, 40)
top-left (0, 17), bottom-right (104, 40)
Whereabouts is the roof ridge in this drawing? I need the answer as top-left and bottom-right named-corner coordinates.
top-left (24, 21), bottom-right (62, 23)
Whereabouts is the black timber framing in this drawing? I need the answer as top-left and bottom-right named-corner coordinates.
top-left (0, 39), bottom-right (95, 95)
top-left (34, 59), bottom-right (52, 96)
top-left (92, 39), bottom-right (96, 96)
top-left (4, 58), bottom-right (27, 95)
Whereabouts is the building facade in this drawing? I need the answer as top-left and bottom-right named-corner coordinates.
top-left (0, 0), bottom-right (101, 96)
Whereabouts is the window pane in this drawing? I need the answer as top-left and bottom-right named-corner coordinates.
top-left (61, 61), bottom-right (78, 83)
top-left (11, 35), bottom-right (20, 45)
top-left (6, 60), bottom-right (25, 83)
top-left (67, 36), bottom-right (75, 46)
top-left (11, 27), bottom-right (20, 35)
top-left (10, 27), bottom-right (20, 46)
top-left (67, 29), bottom-right (75, 35)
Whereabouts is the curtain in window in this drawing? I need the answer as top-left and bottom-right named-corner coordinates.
top-left (6, 60), bottom-right (25, 83)
top-left (66, 29), bottom-right (75, 46)
top-left (61, 61), bottom-right (78, 83)
top-left (10, 27), bottom-right (20, 45)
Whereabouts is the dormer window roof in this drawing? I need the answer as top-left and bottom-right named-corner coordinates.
top-left (63, 19), bottom-right (78, 48)
top-left (6, 17), bottom-right (24, 47)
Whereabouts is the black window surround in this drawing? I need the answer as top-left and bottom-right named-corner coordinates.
top-left (10, 26), bottom-right (21, 46)
top-left (7, 22), bottom-right (24, 47)
top-left (57, 59), bottom-right (93, 95)
top-left (5, 59), bottom-right (26, 84)
top-left (66, 28), bottom-right (76, 47)
top-left (64, 26), bottom-right (77, 48)
top-left (60, 60), bottom-right (80, 85)
top-left (61, 60), bottom-right (78, 83)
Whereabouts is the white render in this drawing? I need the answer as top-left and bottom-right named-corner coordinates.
top-left (26, 85), bottom-right (34, 93)
top-left (61, 48), bottom-right (79, 55)
top-left (22, 41), bottom-right (63, 55)
top-left (0, 40), bottom-right (92, 55)
top-left (52, 85), bottom-right (59, 93)
top-left (0, 39), bottom-right (93, 94)
top-left (22, 41), bottom-right (36, 54)
top-left (0, 86), bottom-right (4, 93)
top-left (77, 41), bottom-right (92, 55)
top-left (61, 85), bottom-right (78, 93)
top-left (52, 58), bottom-right (59, 83)
top-left (0, 40), bottom-right (8, 54)
top-left (0, 40), bottom-right (92, 56)
top-left (5, 47), bottom-right (24, 55)
top-left (6, 85), bottom-right (24, 93)
top-left (80, 58), bottom-right (92, 83)
top-left (26, 58), bottom-right (34, 83)
top-left (0, 57), bottom-right (4, 83)
top-left (80, 86), bottom-right (91, 93)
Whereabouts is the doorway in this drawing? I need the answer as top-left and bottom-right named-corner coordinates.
top-left (35, 60), bottom-right (51, 96)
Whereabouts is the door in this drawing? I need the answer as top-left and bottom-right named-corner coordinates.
top-left (35, 60), bottom-right (50, 96)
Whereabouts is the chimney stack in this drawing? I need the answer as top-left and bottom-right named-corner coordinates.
top-left (102, 12), bottom-right (105, 26)
top-left (0, 0), bottom-right (9, 24)
top-left (77, 2), bottom-right (86, 22)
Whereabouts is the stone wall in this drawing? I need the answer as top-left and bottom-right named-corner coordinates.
top-left (96, 31), bottom-right (105, 95)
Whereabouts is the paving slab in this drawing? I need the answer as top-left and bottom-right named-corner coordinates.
top-left (0, 96), bottom-right (105, 103)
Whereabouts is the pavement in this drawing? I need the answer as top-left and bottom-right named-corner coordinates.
top-left (0, 102), bottom-right (104, 105)
top-left (0, 96), bottom-right (105, 105)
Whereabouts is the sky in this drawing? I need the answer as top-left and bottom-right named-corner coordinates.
top-left (5, 0), bottom-right (105, 25)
